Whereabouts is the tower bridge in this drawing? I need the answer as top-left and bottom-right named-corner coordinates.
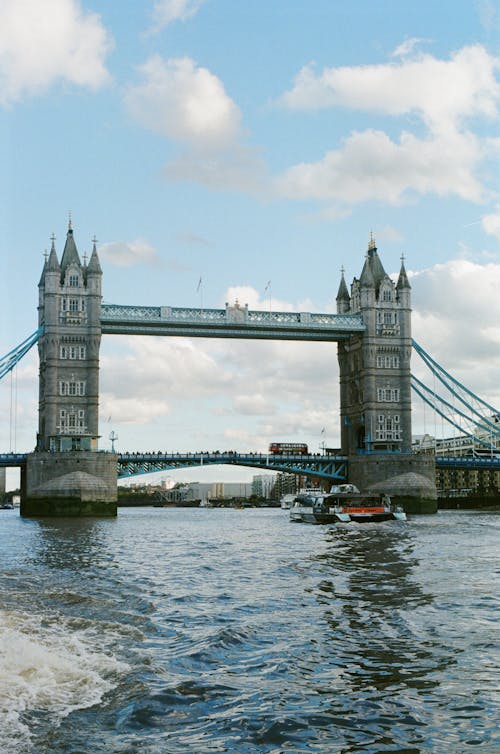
top-left (3, 222), bottom-right (499, 515)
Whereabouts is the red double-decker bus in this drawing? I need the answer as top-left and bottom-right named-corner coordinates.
top-left (268, 442), bottom-right (308, 455)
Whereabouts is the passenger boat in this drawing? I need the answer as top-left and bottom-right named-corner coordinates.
top-left (289, 484), bottom-right (406, 524)
top-left (282, 487), bottom-right (322, 510)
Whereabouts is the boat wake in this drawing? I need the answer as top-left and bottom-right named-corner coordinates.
top-left (0, 609), bottom-right (128, 753)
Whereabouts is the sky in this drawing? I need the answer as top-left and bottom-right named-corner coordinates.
top-left (1, 0), bottom-right (499, 488)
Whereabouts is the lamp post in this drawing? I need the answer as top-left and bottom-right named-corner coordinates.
top-left (109, 430), bottom-right (118, 453)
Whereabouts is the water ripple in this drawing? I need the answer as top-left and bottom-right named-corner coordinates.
top-left (0, 508), bottom-right (498, 752)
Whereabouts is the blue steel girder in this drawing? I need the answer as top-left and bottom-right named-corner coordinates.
top-left (410, 375), bottom-right (499, 450)
top-left (435, 455), bottom-right (500, 470)
top-left (117, 452), bottom-right (348, 481)
top-left (0, 328), bottom-right (43, 380)
top-left (0, 453), bottom-right (28, 467)
top-left (101, 304), bottom-right (365, 342)
top-left (412, 340), bottom-right (500, 441)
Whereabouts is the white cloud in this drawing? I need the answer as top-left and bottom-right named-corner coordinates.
top-left (391, 37), bottom-right (429, 58)
top-left (276, 44), bottom-right (499, 209)
top-left (100, 395), bottom-right (170, 425)
top-left (151, 0), bottom-right (205, 30)
top-left (482, 208), bottom-right (500, 239)
top-left (124, 55), bottom-right (268, 192)
top-left (233, 394), bottom-right (277, 416)
top-left (275, 128), bottom-right (485, 205)
top-left (125, 55), bottom-right (241, 150)
top-left (0, 0), bottom-right (113, 106)
top-left (98, 239), bottom-right (159, 267)
top-left (376, 225), bottom-right (404, 243)
top-left (280, 45), bottom-right (500, 135)
top-left (100, 336), bottom-right (233, 403)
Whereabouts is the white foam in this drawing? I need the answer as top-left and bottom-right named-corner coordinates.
top-left (0, 609), bottom-right (129, 753)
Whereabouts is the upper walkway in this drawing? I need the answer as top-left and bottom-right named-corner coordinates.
top-left (100, 304), bottom-right (365, 341)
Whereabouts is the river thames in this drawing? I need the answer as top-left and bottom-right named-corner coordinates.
top-left (0, 507), bottom-right (498, 753)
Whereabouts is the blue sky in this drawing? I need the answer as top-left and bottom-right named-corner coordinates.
top-left (1, 0), bottom-right (499, 487)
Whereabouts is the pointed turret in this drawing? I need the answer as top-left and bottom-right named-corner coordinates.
top-left (38, 251), bottom-right (48, 288)
top-left (46, 236), bottom-right (60, 272)
top-left (366, 233), bottom-right (386, 291)
top-left (336, 268), bottom-right (351, 314)
top-left (396, 256), bottom-right (411, 290)
top-left (359, 255), bottom-right (375, 287)
top-left (60, 218), bottom-right (81, 278)
top-left (396, 254), bottom-right (411, 317)
top-left (86, 237), bottom-right (102, 275)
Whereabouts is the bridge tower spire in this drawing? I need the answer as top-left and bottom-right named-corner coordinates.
top-left (337, 235), bottom-right (436, 511)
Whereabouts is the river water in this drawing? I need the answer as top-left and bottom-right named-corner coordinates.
top-left (0, 507), bottom-right (498, 754)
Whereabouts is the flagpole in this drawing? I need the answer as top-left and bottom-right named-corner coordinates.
top-left (197, 276), bottom-right (203, 312)
top-left (264, 280), bottom-right (271, 313)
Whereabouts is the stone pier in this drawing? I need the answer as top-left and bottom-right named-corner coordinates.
top-left (21, 451), bottom-right (117, 517)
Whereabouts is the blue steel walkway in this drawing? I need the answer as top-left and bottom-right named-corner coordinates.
top-left (0, 450), bottom-right (349, 482)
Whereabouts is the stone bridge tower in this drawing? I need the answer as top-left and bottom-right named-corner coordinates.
top-left (21, 222), bottom-right (117, 516)
top-left (336, 236), bottom-right (436, 512)
top-left (36, 222), bottom-right (102, 452)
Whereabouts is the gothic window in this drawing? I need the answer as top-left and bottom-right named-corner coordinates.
top-left (376, 351), bottom-right (400, 369)
top-left (376, 413), bottom-right (402, 441)
top-left (61, 344), bottom-right (86, 359)
top-left (377, 387), bottom-right (400, 402)
top-left (382, 289), bottom-right (392, 302)
top-left (69, 275), bottom-right (79, 287)
top-left (69, 298), bottom-right (79, 312)
top-left (384, 311), bottom-right (392, 324)
top-left (59, 381), bottom-right (86, 396)
top-left (61, 299), bottom-right (67, 312)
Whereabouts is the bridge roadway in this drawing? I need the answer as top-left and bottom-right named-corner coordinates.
top-left (117, 451), bottom-right (348, 481)
top-left (3, 451), bottom-right (500, 481)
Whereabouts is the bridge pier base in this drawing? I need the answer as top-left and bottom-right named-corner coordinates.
top-left (348, 454), bottom-right (437, 514)
top-left (21, 452), bottom-right (117, 517)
